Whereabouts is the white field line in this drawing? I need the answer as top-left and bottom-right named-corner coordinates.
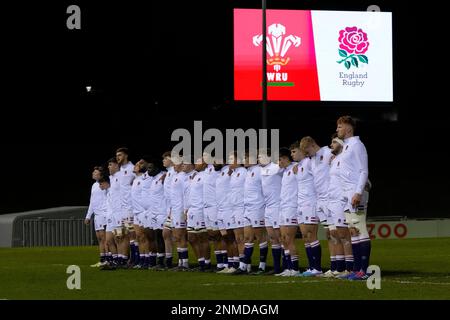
top-left (201, 278), bottom-right (450, 286)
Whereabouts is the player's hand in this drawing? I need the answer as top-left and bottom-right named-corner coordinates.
top-left (351, 193), bottom-right (362, 208)
top-left (293, 164), bottom-right (298, 174)
top-left (329, 155), bottom-right (336, 164)
top-left (84, 219), bottom-right (90, 225)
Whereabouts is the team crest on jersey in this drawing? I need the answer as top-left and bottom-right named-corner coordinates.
top-left (238, 221), bottom-right (241, 225)
top-left (338, 219), bottom-right (341, 223)
top-left (209, 168), bottom-right (212, 172)
top-left (221, 172), bottom-right (225, 176)
top-left (301, 167), bottom-right (304, 172)
top-left (197, 178), bottom-right (201, 181)
top-left (320, 155), bottom-right (324, 161)
top-left (227, 222), bottom-right (230, 226)
top-left (288, 171), bottom-right (291, 176)
top-left (125, 170), bottom-right (127, 175)
top-left (345, 145), bottom-right (349, 150)
top-left (175, 178), bottom-right (178, 182)
top-left (251, 172), bottom-right (255, 177)
top-left (116, 178), bottom-right (118, 182)
top-left (337, 161), bottom-right (340, 167)
top-left (237, 173), bottom-right (240, 177)
top-left (137, 182), bottom-right (140, 185)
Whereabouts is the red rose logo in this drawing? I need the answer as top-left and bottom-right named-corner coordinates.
top-left (337, 27), bottom-right (369, 70)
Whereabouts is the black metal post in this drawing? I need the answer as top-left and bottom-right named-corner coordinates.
top-left (262, 0), bottom-right (268, 129)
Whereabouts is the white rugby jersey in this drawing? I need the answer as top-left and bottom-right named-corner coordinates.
top-left (119, 161), bottom-right (136, 215)
top-left (131, 174), bottom-right (147, 215)
top-left (204, 165), bottom-right (218, 208)
top-left (310, 146), bottom-right (333, 201)
top-left (107, 171), bottom-right (122, 217)
top-left (280, 162), bottom-right (298, 209)
top-left (244, 165), bottom-right (265, 212)
top-left (86, 182), bottom-right (107, 219)
top-left (187, 170), bottom-right (205, 213)
top-left (183, 170), bottom-right (198, 212)
top-left (341, 136), bottom-right (369, 194)
top-left (295, 157), bottom-right (316, 206)
top-left (147, 171), bottom-right (167, 215)
top-left (216, 165), bottom-right (232, 210)
top-left (163, 166), bottom-right (175, 212)
top-left (229, 166), bottom-right (247, 209)
top-left (170, 171), bottom-right (187, 214)
top-left (327, 153), bottom-right (343, 201)
top-left (260, 162), bottom-right (283, 209)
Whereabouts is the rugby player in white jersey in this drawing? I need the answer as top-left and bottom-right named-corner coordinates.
top-left (226, 151), bottom-right (249, 275)
top-left (169, 155), bottom-right (189, 271)
top-left (116, 147), bottom-right (137, 266)
top-left (130, 157), bottom-right (153, 269)
top-left (85, 166), bottom-right (108, 267)
top-left (291, 142), bottom-right (323, 276)
top-left (325, 134), bottom-right (355, 278)
top-left (216, 161), bottom-right (239, 274)
top-left (277, 148), bottom-right (300, 276)
top-left (203, 153), bottom-right (227, 272)
top-left (98, 176), bottom-right (120, 270)
top-left (101, 158), bottom-right (127, 269)
top-left (146, 158), bottom-right (168, 270)
top-left (239, 150), bottom-right (268, 275)
top-left (300, 137), bottom-right (337, 276)
top-left (162, 151), bottom-right (175, 269)
top-left (259, 148), bottom-right (283, 275)
top-left (184, 157), bottom-right (210, 271)
top-left (336, 116), bottom-right (370, 280)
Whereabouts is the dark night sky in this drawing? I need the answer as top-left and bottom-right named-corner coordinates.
top-left (1, 0), bottom-right (447, 217)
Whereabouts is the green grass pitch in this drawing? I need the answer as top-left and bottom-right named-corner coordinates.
top-left (1, 238), bottom-right (450, 300)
